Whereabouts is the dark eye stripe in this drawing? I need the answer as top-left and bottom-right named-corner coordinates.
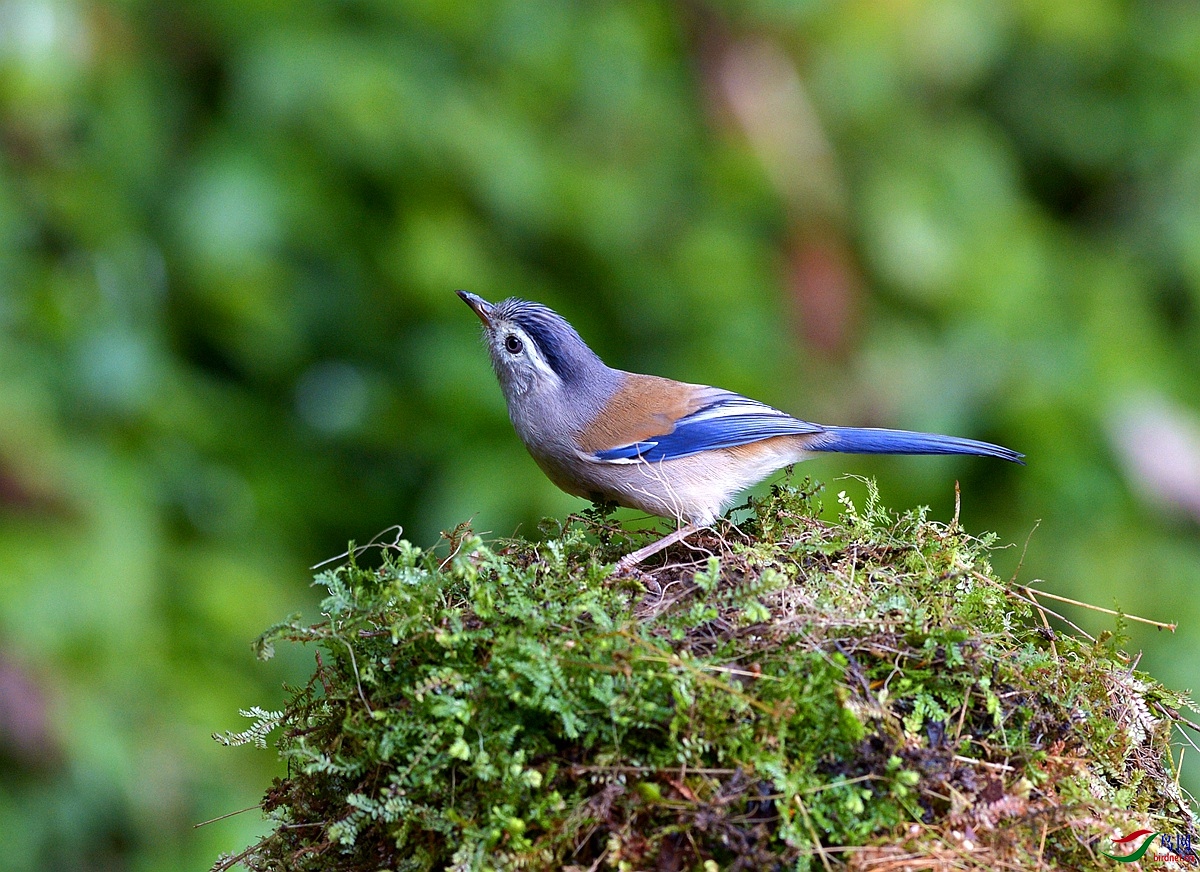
top-left (493, 298), bottom-right (598, 381)
top-left (512, 314), bottom-right (571, 374)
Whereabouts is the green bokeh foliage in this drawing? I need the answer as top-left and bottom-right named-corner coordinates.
top-left (1, 0), bottom-right (1198, 869)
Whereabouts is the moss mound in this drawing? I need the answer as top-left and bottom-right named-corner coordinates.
top-left (214, 481), bottom-right (1195, 870)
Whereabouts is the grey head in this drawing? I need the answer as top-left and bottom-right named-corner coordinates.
top-left (457, 291), bottom-right (618, 406)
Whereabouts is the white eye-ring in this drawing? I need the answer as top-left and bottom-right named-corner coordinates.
top-left (505, 334), bottom-right (523, 354)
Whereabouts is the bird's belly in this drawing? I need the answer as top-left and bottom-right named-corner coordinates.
top-left (528, 451), bottom-right (600, 501)
top-left (532, 436), bottom-right (810, 525)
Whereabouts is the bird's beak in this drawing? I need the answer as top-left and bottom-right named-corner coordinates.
top-left (456, 290), bottom-right (494, 327)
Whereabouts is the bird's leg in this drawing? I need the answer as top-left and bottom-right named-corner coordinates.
top-left (614, 522), bottom-right (702, 574)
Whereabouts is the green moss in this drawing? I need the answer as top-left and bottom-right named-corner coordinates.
top-left (214, 480), bottom-right (1196, 870)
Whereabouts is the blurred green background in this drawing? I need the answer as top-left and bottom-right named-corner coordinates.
top-left (3, 0), bottom-right (1200, 868)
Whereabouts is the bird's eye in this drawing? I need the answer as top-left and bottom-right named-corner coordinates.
top-left (504, 334), bottom-right (523, 354)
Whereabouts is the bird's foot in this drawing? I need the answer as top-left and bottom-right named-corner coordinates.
top-left (612, 522), bottom-right (701, 576)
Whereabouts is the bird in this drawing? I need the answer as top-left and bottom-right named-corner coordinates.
top-left (457, 290), bottom-right (1023, 571)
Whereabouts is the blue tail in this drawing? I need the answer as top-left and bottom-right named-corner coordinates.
top-left (809, 427), bottom-right (1024, 464)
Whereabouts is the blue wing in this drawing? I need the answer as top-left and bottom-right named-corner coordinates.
top-left (592, 395), bottom-right (821, 463)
